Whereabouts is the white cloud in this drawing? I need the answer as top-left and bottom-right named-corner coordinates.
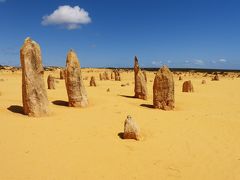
top-left (0, 0), bottom-right (6, 2)
top-left (193, 59), bottom-right (204, 65)
top-left (212, 59), bottom-right (227, 64)
top-left (42, 5), bottom-right (91, 30)
top-left (151, 60), bottom-right (162, 66)
top-left (151, 61), bottom-right (156, 65)
top-left (219, 59), bottom-right (227, 63)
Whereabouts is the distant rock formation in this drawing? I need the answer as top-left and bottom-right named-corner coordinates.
top-left (114, 70), bottom-right (121, 81)
top-left (99, 73), bottom-right (103, 81)
top-left (99, 71), bottom-right (110, 81)
top-left (20, 37), bottom-right (49, 116)
top-left (65, 50), bottom-right (88, 107)
top-left (111, 72), bottom-right (114, 79)
top-left (103, 71), bottom-right (109, 80)
top-left (134, 56), bottom-right (147, 100)
top-left (47, 74), bottom-right (55, 89)
top-left (153, 65), bottom-right (174, 110)
top-left (60, 69), bottom-right (65, 79)
top-left (202, 79), bottom-right (206, 84)
top-left (142, 70), bottom-right (147, 82)
top-left (203, 73), bottom-right (208, 77)
top-left (179, 76), bottom-right (182, 80)
top-left (123, 115), bottom-right (140, 140)
top-left (212, 74), bottom-right (219, 81)
top-left (182, 80), bottom-right (194, 92)
top-left (90, 76), bottom-right (96, 86)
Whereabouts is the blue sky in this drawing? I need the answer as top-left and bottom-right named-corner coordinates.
top-left (0, 0), bottom-right (240, 69)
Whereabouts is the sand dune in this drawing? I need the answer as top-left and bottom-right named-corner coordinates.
top-left (0, 69), bottom-right (240, 180)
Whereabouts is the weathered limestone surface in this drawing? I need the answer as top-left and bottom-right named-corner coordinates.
top-left (142, 70), bottom-right (147, 82)
top-left (65, 50), bottom-right (88, 107)
top-left (182, 80), bottom-right (194, 92)
top-left (153, 65), bottom-right (175, 110)
top-left (47, 74), bottom-right (55, 89)
top-left (103, 72), bottom-right (109, 80)
top-left (114, 70), bottom-right (121, 81)
top-left (212, 74), bottom-right (219, 81)
top-left (123, 115), bottom-right (140, 140)
top-left (60, 69), bottom-right (65, 79)
top-left (20, 37), bottom-right (49, 116)
top-left (134, 56), bottom-right (147, 100)
top-left (99, 73), bottom-right (103, 81)
top-left (111, 72), bottom-right (114, 79)
top-left (90, 76), bottom-right (96, 87)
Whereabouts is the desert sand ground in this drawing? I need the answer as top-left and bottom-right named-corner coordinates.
top-left (0, 69), bottom-right (240, 180)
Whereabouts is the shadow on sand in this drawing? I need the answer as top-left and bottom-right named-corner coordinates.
top-left (118, 132), bottom-right (124, 139)
top-left (52, 100), bottom-right (68, 107)
top-left (7, 105), bottom-right (24, 115)
top-left (119, 95), bottom-right (136, 99)
top-left (140, 104), bottom-right (155, 109)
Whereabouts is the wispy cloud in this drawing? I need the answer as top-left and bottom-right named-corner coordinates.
top-left (219, 59), bottom-right (227, 63)
top-left (212, 59), bottom-right (227, 64)
top-left (0, 0), bottom-right (6, 2)
top-left (183, 59), bottom-right (204, 66)
top-left (193, 59), bottom-right (204, 65)
top-left (42, 5), bottom-right (91, 30)
top-left (151, 60), bottom-right (162, 66)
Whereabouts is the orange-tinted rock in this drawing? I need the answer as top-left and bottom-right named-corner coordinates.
top-left (114, 70), bottom-right (121, 81)
top-left (111, 72), bottom-right (114, 79)
top-left (134, 56), bottom-right (147, 100)
top-left (182, 80), bottom-right (194, 92)
top-left (20, 37), bottom-right (49, 117)
top-left (65, 50), bottom-right (88, 107)
top-left (99, 73), bottom-right (103, 81)
top-left (60, 69), bottom-right (65, 79)
top-left (212, 74), bottom-right (219, 81)
top-left (142, 70), bottom-right (147, 82)
top-left (153, 65), bottom-right (174, 110)
top-left (202, 79), bottom-right (206, 84)
top-left (103, 71), bottom-right (109, 80)
top-left (90, 76), bottom-right (96, 86)
top-left (47, 74), bottom-right (55, 89)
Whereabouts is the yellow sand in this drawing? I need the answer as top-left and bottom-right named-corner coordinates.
top-left (0, 69), bottom-right (240, 180)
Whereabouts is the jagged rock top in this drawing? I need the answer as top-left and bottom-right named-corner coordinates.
top-left (156, 65), bottom-right (172, 76)
top-left (20, 37), bottom-right (43, 74)
top-left (66, 50), bottom-right (81, 67)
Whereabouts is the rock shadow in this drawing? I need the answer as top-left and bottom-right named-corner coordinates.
top-left (52, 100), bottom-right (68, 107)
top-left (118, 132), bottom-right (124, 139)
top-left (7, 105), bottom-right (24, 115)
top-left (119, 95), bottom-right (136, 99)
top-left (140, 104), bottom-right (155, 109)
